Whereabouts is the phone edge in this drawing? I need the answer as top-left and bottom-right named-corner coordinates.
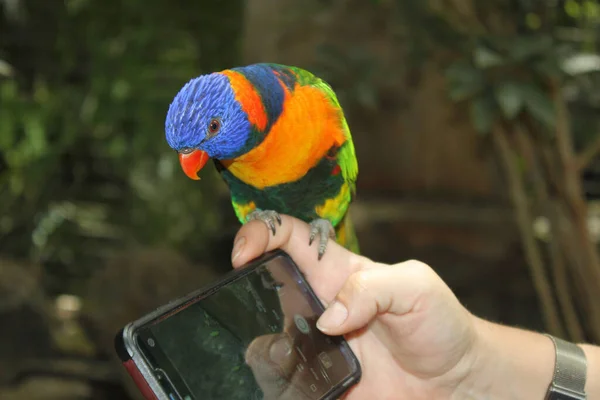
top-left (115, 326), bottom-right (166, 400)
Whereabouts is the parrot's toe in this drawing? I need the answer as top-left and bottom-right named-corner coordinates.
top-left (308, 219), bottom-right (336, 261)
top-left (247, 209), bottom-right (282, 236)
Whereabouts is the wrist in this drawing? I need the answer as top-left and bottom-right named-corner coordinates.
top-left (452, 316), bottom-right (555, 400)
top-left (450, 315), bottom-right (496, 399)
top-left (580, 344), bottom-right (600, 399)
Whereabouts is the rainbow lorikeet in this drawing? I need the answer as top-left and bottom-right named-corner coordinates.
top-left (164, 63), bottom-right (359, 259)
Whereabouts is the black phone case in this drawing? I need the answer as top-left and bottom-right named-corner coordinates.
top-left (114, 249), bottom-right (362, 400)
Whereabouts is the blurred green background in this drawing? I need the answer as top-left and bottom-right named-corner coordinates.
top-left (1, 0), bottom-right (600, 398)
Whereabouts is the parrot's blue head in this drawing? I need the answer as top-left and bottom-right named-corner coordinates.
top-left (165, 72), bottom-right (252, 180)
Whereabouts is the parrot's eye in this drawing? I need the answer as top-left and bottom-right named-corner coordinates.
top-left (208, 118), bottom-right (221, 135)
top-left (179, 147), bottom-right (194, 154)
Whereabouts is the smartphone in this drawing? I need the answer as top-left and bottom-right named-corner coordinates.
top-left (114, 249), bottom-right (361, 400)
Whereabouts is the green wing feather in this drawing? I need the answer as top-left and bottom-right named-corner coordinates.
top-left (284, 65), bottom-right (360, 253)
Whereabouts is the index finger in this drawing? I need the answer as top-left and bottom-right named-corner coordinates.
top-left (231, 214), bottom-right (368, 304)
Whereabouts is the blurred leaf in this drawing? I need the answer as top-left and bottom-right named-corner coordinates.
top-left (24, 113), bottom-right (47, 156)
top-left (9, 172), bottom-right (24, 196)
top-left (79, 94), bottom-right (98, 124)
top-left (33, 79), bottom-right (51, 105)
top-left (0, 0), bottom-right (25, 22)
top-left (562, 53), bottom-right (600, 75)
top-left (448, 80), bottom-right (481, 101)
top-left (0, 79), bottom-right (18, 99)
top-left (65, 0), bottom-right (89, 14)
top-left (445, 60), bottom-right (478, 82)
top-left (583, 0), bottom-right (600, 20)
top-left (494, 82), bottom-right (524, 119)
top-left (470, 94), bottom-right (496, 135)
top-left (111, 79), bottom-right (131, 101)
top-left (0, 59), bottom-right (14, 77)
top-left (525, 13), bottom-right (541, 30)
top-left (446, 61), bottom-right (484, 101)
top-left (108, 136), bottom-right (127, 158)
top-left (509, 35), bottom-right (553, 61)
top-left (533, 57), bottom-right (564, 78)
top-left (473, 46), bottom-right (505, 69)
top-left (445, 60), bottom-right (486, 101)
top-left (0, 116), bottom-right (14, 150)
top-left (565, 0), bottom-right (581, 18)
top-left (0, 99), bottom-right (15, 150)
top-left (520, 84), bottom-right (556, 128)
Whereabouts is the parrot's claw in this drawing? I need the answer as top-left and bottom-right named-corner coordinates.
top-left (247, 209), bottom-right (282, 236)
top-left (308, 219), bottom-right (336, 261)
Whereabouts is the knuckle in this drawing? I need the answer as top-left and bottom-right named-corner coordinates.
top-left (404, 259), bottom-right (433, 276)
top-left (403, 259), bottom-right (439, 292)
top-left (343, 269), bottom-right (390, 314)
top-left (404, 258), bottom-right (429, 269)
top-left (346, 270), bottom-right (371, 295)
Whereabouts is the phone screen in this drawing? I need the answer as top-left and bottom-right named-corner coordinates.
top-left (132, 252), bottom-right (359, 400)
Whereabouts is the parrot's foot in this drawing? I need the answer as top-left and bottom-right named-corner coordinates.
top-left (309, 219), bottom-right (336, 261)
top-left (247, 209), bottom-right (282, 236)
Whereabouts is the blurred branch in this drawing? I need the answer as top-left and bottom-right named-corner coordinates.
top-left (514, 125), bottom-right (584, 342)
top-left (491, 123), bottom-right (565, 338)
top-left (551, 79), bottom-right (600, 272)
top-left (546, 204), bottom-right (585, 342)
top-left (550, 80), bottom-right (600, 342)
top-left (576, 134), bottom-right (600, 172)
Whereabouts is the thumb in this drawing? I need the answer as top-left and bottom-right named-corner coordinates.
top-left (315, 260), bottom-right (441, 336)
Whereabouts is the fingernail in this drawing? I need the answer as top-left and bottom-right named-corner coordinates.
top-left (232, 236), bottom-right (246, 262)
top-left (317, 301), bottom-right (348, 332)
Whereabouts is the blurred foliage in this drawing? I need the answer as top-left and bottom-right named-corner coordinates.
top-left (443, 1), bottom-right (600, 139)
top-left (311, 0), bottom-right (600, 154)
top-left (0, 0), bottom-right (243, 295)
top-left (445, 34), bottom-right (562, 134)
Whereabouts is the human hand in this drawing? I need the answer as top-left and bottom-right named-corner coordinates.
top-left (231, 215), bottom-right (478, 400)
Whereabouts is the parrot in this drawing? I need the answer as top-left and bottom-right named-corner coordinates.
top-left (164, 63), bottom-right (359, 259)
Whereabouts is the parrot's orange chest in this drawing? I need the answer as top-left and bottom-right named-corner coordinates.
top-left (221, 83), bottom-right (346, 190)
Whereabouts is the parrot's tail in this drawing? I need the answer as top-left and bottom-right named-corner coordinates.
top-left (335, 212), bottom-right (360, 255)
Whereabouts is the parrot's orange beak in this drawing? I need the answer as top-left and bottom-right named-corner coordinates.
top-left (178, 150), bottom-right (210, 180)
